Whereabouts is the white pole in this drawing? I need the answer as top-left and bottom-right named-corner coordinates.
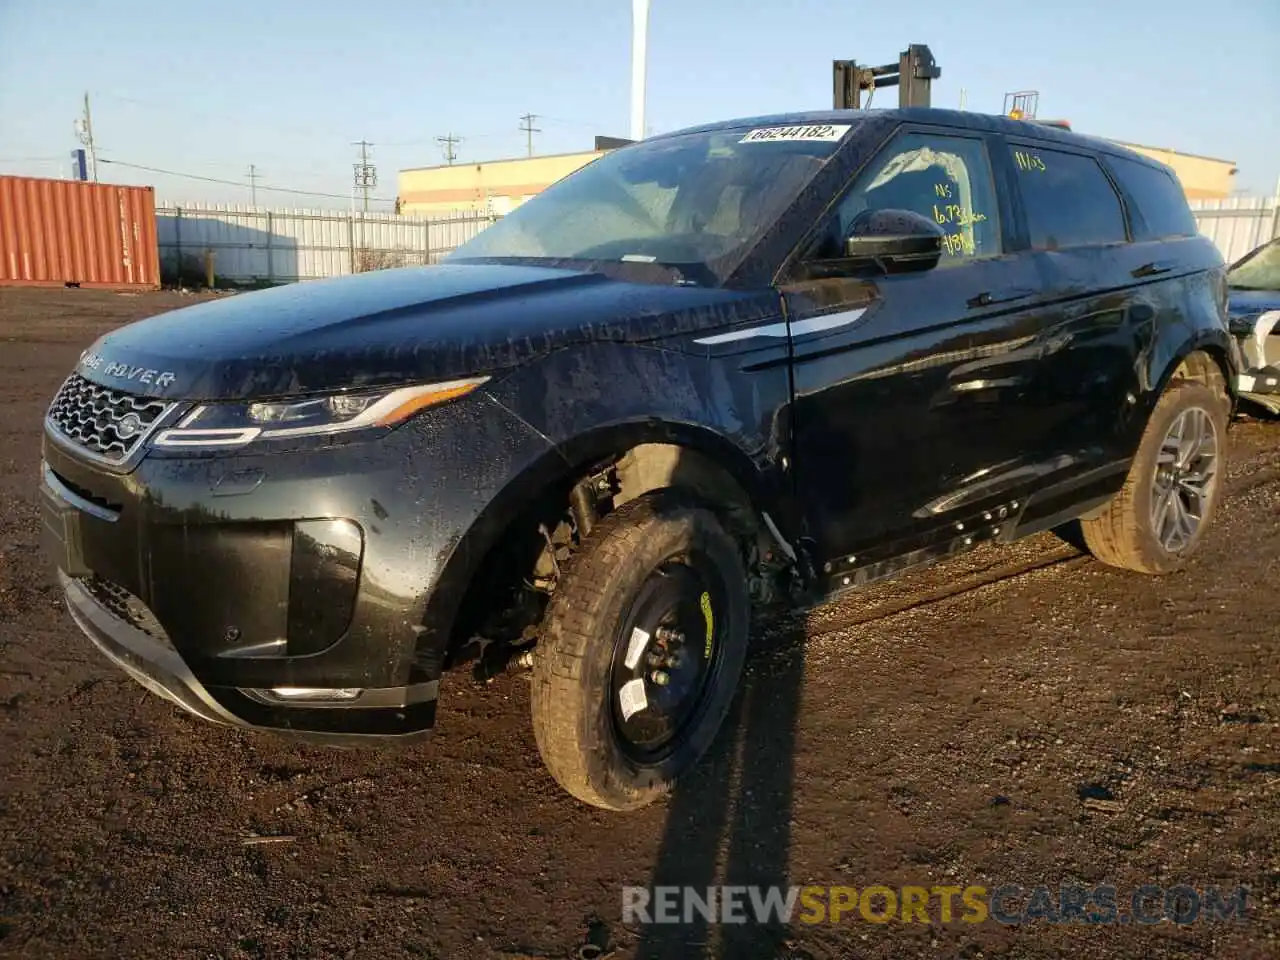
top-left (630, 0), bottom-right (649, 141)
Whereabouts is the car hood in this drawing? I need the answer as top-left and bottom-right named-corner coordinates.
top-left (73, 263), bottom-right (776, 400)
top-left (1228, 288), bottom-right (1280, 318)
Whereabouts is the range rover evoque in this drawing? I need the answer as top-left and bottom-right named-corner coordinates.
top-left (41, 109), bottom-right (1240, 810)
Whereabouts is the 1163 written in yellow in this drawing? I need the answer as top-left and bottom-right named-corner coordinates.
top-left (1013, 150), bottom-right (1047, 173)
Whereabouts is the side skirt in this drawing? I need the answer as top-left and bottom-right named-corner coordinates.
top-left (808, 461), bottom-right (1130, 605)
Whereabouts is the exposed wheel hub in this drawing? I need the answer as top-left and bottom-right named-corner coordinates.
top-left (609, 559), bottom-right (722, 763)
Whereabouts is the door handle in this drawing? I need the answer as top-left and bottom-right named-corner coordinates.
top-left (1131, 261), bottom-right (1174, 279)
top-left (967, 289), bottom-right (1035, 309)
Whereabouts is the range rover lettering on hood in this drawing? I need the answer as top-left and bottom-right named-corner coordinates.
top-left (79, 350), bottom-right (178, 389)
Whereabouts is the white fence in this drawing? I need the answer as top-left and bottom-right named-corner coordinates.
top-left (155, 196), bottom-right (1278, 286)
top-left (156, 204), bottom-right (499, 285)
top-left (1191, 197), bottom-right (1279, 266)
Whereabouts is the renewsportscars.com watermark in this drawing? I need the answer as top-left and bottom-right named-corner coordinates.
top-left (622, 883), bottom-right (1251, 926)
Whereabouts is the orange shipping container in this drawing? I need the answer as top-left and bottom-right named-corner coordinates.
top-left (0, 175), bottom-right (160, 289)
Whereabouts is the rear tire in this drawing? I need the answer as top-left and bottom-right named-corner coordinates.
top-left (1081, 378), bottom-right (1229, 574)
top-left (531, 492), bottom-right (749, 811)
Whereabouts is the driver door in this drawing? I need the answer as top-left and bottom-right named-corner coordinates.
top-left (782, 128), bottom-right (1068, 574)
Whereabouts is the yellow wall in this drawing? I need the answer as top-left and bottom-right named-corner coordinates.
top-left (1111, 142), bottom-right (1238, 200)
top-left (398, 151), bottom-right (603, 216)
top-left (398, 140), bottom-right (1239, 212)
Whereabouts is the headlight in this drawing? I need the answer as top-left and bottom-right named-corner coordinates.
top-left (153, 378), bottom-right (488, 449)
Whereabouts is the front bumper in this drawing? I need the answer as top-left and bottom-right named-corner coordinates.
top-left (1232, 311), bottom-right (1280, 415)
top-left (40, 390), bottom-right (553, 741)
top-left (1236, 367), bottom-right (1280, 414)
top-left (58, 569), bottom-right (438, 742)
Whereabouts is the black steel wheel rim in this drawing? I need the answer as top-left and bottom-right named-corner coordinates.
top-left (608, 552), bottom-right (728, 764)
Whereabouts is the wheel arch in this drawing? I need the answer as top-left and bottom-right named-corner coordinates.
top-left (419, 418), bottom-right (790, 666)
top-left (1147, 330), bottom-right (1237, 410)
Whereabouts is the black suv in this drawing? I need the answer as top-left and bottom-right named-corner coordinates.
top-left (41, 109), bottom-right (1239, 810)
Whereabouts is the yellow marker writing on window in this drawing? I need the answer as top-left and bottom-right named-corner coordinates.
top-left (1014, 150), bottom-right (1047, 173)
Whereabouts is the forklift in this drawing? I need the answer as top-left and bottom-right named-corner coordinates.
top-left (832, 48), bottom-right (1072, 131)
top-left (832, 44), bottom-right (940, 109)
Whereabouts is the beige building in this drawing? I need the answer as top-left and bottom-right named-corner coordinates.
top-left (1109, 141), bottom-right (1238, 200)
top-left (396, 135), bottom-right (1240, 215)
top-left (398, 151), bottom-right (603, 216)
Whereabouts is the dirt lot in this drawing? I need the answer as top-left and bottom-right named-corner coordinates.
top-left (0, 287), bottom-right (1276, 959)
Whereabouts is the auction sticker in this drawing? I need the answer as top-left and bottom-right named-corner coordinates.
top-left (623, 626), bottom-right (651, 671)
top-left (618, 678), bottom-right (649, 721)
top-left (739, 124), bottom-right (851, 143)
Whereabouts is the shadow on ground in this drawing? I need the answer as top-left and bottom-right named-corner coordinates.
top-left (634, 614), bottom-right (809, 960)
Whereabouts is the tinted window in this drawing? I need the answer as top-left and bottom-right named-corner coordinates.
top-left (1108, 155), bottom-right (1198, 240)
top-left (1009, 146), bottom-right (1127, 249)
top-left (826, 132), bottom-right (1001, 262)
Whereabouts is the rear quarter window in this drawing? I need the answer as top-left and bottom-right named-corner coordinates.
top-left (1008, 145), bottom-right (1128, 250)
top-left (1108, 155), bottom-right (1199, 240)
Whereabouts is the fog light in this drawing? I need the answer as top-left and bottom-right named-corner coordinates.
top-left (267, 686), bottom-right (363, 702)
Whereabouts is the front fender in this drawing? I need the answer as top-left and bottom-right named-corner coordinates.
top-left (416, 340), bottom-right (796, 664)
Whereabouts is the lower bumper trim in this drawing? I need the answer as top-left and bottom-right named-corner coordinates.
top-left (240, 681), bottom-right (439, 708)
top-left (61, 569), bottom-right (241, 727)
top-left (60, 571), bottom-right (440, 742)
top-left (1237, 368), bottom-right (1280, 395)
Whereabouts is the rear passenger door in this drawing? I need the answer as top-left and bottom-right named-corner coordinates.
top-left (995, 138), bottom-right (1155, 515)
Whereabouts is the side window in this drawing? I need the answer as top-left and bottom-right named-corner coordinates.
top-left (1009, 145), bottom-right (1127, 249)
top-left (827, 132), bottom-right (1001, 262)
top-left (1107, 156), bottom-right (1199, 240)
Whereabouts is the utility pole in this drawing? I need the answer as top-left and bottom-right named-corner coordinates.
top-left (437, 133), bottom-right (461, 165)
top-left (519, 113), bottom-right (541, 157)
top-left (351, 140), bottom-right (376, 213)
top-left (247, 164), bottom-right (260, 205)
top-left (631, 0), bottom-right (649, 141)
top-left (74, 91), bottom-right (98, 181)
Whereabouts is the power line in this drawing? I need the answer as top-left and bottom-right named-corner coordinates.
top-left (519, 112), bottom-right (541, 157)
top-left (96, 157), bottom-right (397, 202)
top-left (247, 164), bottom-right (260, 205)
top-left (437, 133), bottom-right (461, 165)
top-left (539, 115), bottom-right (608, 129)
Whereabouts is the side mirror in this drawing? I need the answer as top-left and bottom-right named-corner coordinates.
top-left (842, 208), bottom-right (946, 273)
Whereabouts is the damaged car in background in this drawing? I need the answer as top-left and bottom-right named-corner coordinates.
top-left (1226, 236), bottom-right (1280, 416)
top-left (41, 108), bottom-right (1240, 811)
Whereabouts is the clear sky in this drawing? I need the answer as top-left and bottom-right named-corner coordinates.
top-left (1, 0), bottom-right (1276, 210)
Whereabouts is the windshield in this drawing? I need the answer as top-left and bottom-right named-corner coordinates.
top-left (1228, 239), bottom-right (1280, 291)
top-left (446, 122), bottom-right (853, 285)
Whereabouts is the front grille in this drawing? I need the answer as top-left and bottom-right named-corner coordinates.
top-left (47, 372), bottom-right (173, 464)
top-left (79, 576), bottom-right (173, 647)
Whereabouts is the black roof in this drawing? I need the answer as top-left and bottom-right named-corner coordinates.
top-left (656, 108), bottom-right (1168, 173)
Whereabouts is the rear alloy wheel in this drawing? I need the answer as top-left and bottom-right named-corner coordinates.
top-left (1149, 406), bottom-right (1219, 553)
top-left (1081, 378), bottom-right (1229, 574)
top-left (531, 492), bottom-right (749, 811)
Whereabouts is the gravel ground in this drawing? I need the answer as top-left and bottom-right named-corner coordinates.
top-left (0, 287), bottom-right (1276, 959)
